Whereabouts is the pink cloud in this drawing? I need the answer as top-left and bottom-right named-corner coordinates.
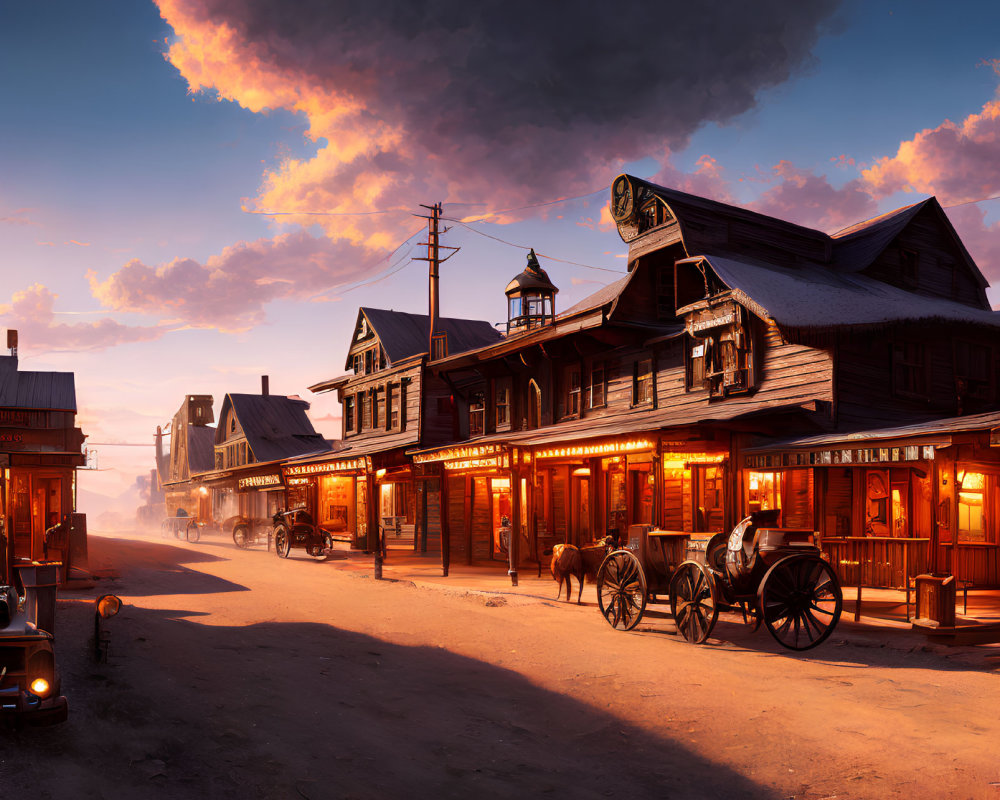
top-left (944, 204), bottom-right (1000, 292)
top-left (0, 284), bottom-right (164, 352)
top-left (154, 0), bottom-right (838, 240)
top-left (649, 154), bottom-right (736, 204)
top-left (65, 239), bottom-right (92, 247)
top-left (863, 100), bottom-right (1000, 204)
top-left (90, 230), bottom-right (382, 331)
top-left (750, 161), bottom-right (878, 232)
top-left (1, 208), bottom-right (39, 227)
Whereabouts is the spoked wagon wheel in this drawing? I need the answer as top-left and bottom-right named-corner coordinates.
top-left (739, 600), bottom-right (763, 632)
top-left (185, 521), bottom-right (201, 543)
top-left (669, 561), bottom-right (718, 644)
top-left (274, 526), bottom-right (291, 558)
top-left (596, 550), bottom-right (647, 631)
top-left (232, 525), bottom-right (249, 549)
top-left (758, 555), bottom-right (842, 651)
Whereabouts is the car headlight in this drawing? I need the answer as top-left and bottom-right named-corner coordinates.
top-left (27, 648), bottom-right (55, 697)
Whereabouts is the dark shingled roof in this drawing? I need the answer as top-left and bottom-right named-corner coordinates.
top-left (0, 356), bottom-right (76, 411)
top-left (354, 308), bottom-right (503, 368)
top-left (218, 393), bottom-right (332, 463)
top-left (187, 425), bottom-right (216, 473)
top-left (698, 253), bottom-right (1000, 332)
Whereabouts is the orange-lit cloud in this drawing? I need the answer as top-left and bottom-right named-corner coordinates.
top-left (90, 229), bottom-right (381, 331)
top-left (863, 100), bottom-right (1000, 204)
top-left (0, 284), bottom-right (164, 352)
top-left (155, 0), bottom-right (839, 241)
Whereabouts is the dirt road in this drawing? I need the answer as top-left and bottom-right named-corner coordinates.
top-left (2, 530), bottom-right (998, 799)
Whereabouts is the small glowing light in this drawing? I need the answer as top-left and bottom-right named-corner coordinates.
top-left (375, 468), bottom-right (387, 480)
top-left (30, 678), bottom-right (49, 696)
top-left (198, 486), bottom-right (208, 496)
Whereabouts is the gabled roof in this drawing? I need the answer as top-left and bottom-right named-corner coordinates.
top-left (218, 393), bottom-right (331, 464)
top-left (0, 355), bottom-right (76, 411)
top-left (348, 308), bottom-right (503, 369)
top-left (695, 253), bottom-right (1000, 332)
top-left (616, 175), bottom-right (989, 291)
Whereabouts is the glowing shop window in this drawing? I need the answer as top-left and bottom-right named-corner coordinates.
top-left (958, 471), bottom-right (985, 542)
top-left (747, 471), bottom-right (781, 513)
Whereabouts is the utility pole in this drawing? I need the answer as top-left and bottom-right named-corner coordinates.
top-left (414, 203), bottom-right (459, 359)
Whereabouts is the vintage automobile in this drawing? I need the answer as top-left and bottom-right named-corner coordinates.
top-left (271, 509), bottom-right (333, 560)
top-left (0, 566), bottom-right (67, 726)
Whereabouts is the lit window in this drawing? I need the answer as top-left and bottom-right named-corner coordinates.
top-left (589, 363), bottom-right (605, 408)
top-left (632, 359), bottom-right (653, 406)
top-left (958, 471), bottom-right (986, 543)
top-left (495, 381), bottom-right (510, 427)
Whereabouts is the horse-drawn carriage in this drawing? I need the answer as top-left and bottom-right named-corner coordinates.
top-left (595, 510), bottom-right (843, 651)
top-left (160, 510), bottom-right (202, 543)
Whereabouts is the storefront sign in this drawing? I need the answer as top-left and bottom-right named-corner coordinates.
top-left (535, 440), bottom-right (654, 460)
top-left (745, 445), bottom-right (934, 469)
top-left (237, 473), bottom-right (283, 490)
top-left (685, 302), bottom-right (737, 335)
top-left (0, 428), bottom-right (65, 450)
top-left (443, 455), bottom-right (509, 472)
top-left (0, 410), bottom-right (44, 427)
top-left (413, 443), bottom-right (502, 465)
top-left (285, 458), bottom-right (366, 477)
top-left (287, 477), bottom-right (314, 486)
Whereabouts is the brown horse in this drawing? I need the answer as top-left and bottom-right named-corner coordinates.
top-left (549, 538), bottom-right (612, 603)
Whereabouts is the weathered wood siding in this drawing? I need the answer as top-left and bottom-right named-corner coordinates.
top-left (862, 205), bottom-right (987, 308)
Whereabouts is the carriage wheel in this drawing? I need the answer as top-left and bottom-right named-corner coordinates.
top-left (596, 550), bottom-right (647, 631)
top-left (274, 526), bottom-right (291, 558)
top-left (669, 561), bottom-right (718, 644)
top-left (185, 521), bottom-right (201, 543)
top-left (739, 600), bottom-right (763, 632)
top-left (758, 555), bottom-right (842, 651)
top-left (233, 525), bottom-right (249, 549)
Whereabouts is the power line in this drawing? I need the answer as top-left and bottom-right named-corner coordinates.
top-left (443, 218), bottom-right (626, 274)
top-left (943, 193), bottom-right (1000, 209)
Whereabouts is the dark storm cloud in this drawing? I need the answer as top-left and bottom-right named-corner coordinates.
top-left (180, 0), bottom-right (841, 176)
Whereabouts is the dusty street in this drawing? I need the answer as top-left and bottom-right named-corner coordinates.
top-left (1, 530), bottom-right (999, 800)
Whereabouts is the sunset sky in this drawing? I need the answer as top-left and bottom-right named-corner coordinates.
top-left (4, 1), bottom-right (1000, 517)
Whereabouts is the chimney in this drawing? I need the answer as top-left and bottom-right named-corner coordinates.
top-left (261, 375), bottom-right (269, 396)
top-left (7, 329), bottom-right (17, 358)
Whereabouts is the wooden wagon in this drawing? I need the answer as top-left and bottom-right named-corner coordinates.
top-left (596, 510), bottom-right (844, 651)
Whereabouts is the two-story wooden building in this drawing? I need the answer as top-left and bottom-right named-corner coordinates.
top-left (155, 394), bottom-right (216, 520)
top-left (0, 331), bottom-right (87, 577)
top-left (415, 176), bottom-right (1000, 589)
top-left (293, 308), bottom-right (502, 557)
top-left (194, 380), bottom-right (333, 533)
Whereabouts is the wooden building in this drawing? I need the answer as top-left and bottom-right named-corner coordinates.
top-left (155, 394), bottom-right (216, 521)
top-left (194, 381), bottom-right (332, 532)
top-left (415, 175), bottom-right (1000, 588)
top-left (0, 332), bottom-right (87, 577)
top-left (298, 307), bottom-right (501, 556)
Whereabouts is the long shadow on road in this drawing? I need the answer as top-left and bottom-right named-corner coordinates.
top-left (5, 598), bottom-right (783, 800)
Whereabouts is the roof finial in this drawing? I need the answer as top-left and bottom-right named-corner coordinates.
top-left (526, 249), bottom-right (541, 274)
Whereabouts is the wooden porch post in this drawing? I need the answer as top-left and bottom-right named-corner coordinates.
top-left (509, 457), bottom-right (521, 587)
top-left (439, 465), bottom-right (450, 577)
